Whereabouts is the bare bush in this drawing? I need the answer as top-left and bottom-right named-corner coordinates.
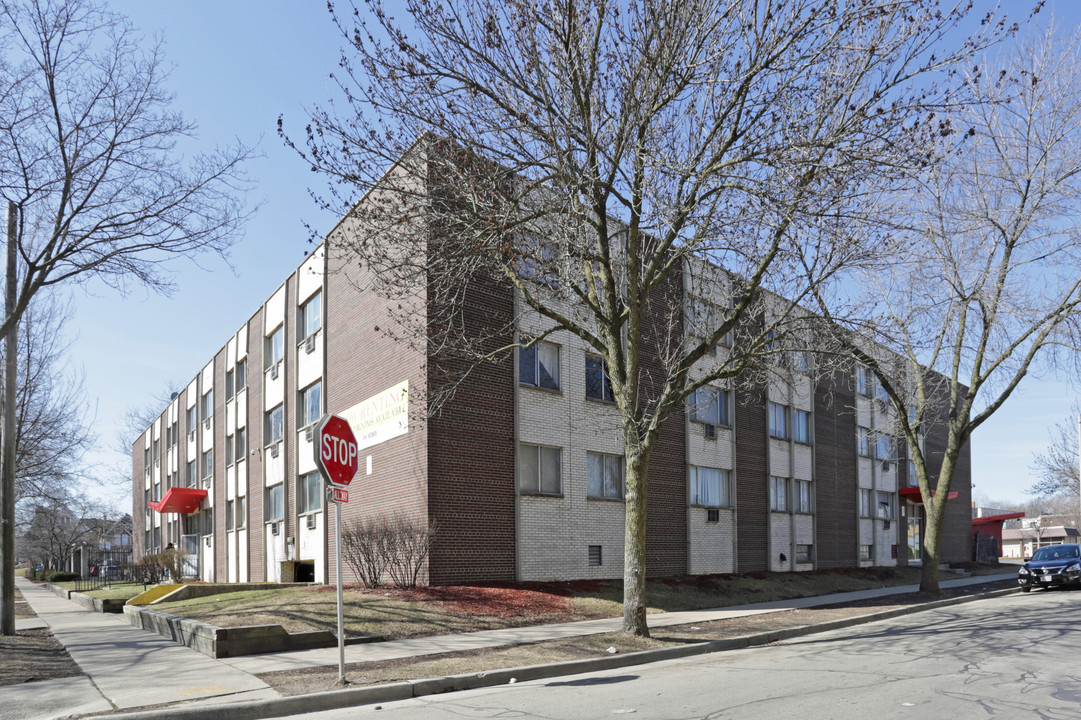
top-left (341, 516), bottom-right (436, 588)
top-left (385, 518), bottom-right (436, 589)
top-left (341, 518), bottom-right (392, 588)
top-left (129, 555), bottom-right (166, 586)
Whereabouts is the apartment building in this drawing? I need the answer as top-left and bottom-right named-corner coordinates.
top-left (133, 165), bottom-right (972, 587)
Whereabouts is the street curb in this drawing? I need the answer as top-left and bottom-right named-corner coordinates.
top-left (95, 585), bottom-right (1018, 720)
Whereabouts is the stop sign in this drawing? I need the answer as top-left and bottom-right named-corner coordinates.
top-left (314, 414), bottom-right (359, 487)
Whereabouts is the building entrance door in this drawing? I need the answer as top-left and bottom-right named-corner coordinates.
top-left (907, 516), bottom-right (922, 562)
top-left (181, 534), bottom-right (199, 578)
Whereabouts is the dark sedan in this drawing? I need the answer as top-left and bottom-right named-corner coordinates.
top-left (1018, 543), bottom-right (1081, 592)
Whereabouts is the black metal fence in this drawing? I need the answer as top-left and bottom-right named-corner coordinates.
top-left (73, 551), bottom-right (134, 592)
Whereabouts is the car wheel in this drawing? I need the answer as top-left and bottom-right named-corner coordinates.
top-left (1021, 586), bottom-right (1031, 593)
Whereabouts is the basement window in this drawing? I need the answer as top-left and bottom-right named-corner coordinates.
top-left (588, 545), bottom-right (602, 567)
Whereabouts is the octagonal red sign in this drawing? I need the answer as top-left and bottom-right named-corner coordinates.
top-left (314, 414), bottom-right (359, 487)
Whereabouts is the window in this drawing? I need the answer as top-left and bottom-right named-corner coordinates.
top-left (876, 434), bottom-right (895, 462)
top-left (794, 480), bottom-right (812, 513)
top-left (201, 390), bottom-right (213, 422)
top-left (587, 452), bottom-right (624, 499)
top-left (857, 427), bottom-right (870, 457)
top-left (186, 460), bottom-right (197, 488)
top-left (201, 508), bottom-right (213, 536)
top-left (793, 410), bottom-right (811, 444)
top-left (300, 290), bottom-right (322, 340)
top-left (167, 421), bottom-right (178, 447)
top-left (266, 484), bottom-right (284, 522)
top-left (266, 405), bottom-right (284, 445)
top-left (235, 428), bottom-right (247, 463)
top-left (860, 488), bottom-right (873, 517)
top-left (770, 476), bottom-right (788, 511)
top-left (235, 359), bottom-right (247, 392)
top-left (875, 379), bottom-right (890, 404)
top-left (519, 444), bottom-right (562, 495)
top-left (299, 381), bottom-right (322, 428)
top-left (518, 232), bottom-right (558, 286)
top-left (201, 449), bottom-right (213, 479)
top-left (519, 342), bottom-right (560, 391)
top-left (689, 466), bottom-right (729, 507)
top-left (152, 439), bottom-right (160, 466)
top-left (226, 433), bottom-right (235, 466)
top-left (690, 387), bottom-right (729, 426)
top-left (226, 369), bottom-right (235, 401)
top-left (792, 351), bottom-right (812, 373)
top-left (226, 500), bottom-right (235, 531)
top-left (236, 496), bottom-right (247, 529)
top-left (768, 403), bottom-right (788, 439)
top-left (266, 326), bottom-right (284, 369)
top-left (186, 406), bottom-right (197, 433)
top-left (687, 297), bottom-right (727, 352)
top-left (585, 355), bottom-right (615, 402)
top-left (860, 544), bottom-right (872, 561)
top-left (588, 545), bottom-right (602, 566)
top-left (856, 365), bottom-right (871, 396)
top-left (796, 544), bottom-right (813, 564)
top-left (877, 491), bottom-right (894, 520)
top-left (299, 471), bottom-right (323, 515)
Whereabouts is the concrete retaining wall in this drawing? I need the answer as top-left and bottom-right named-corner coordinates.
top-left (122, 604), bottom-right (340, 658)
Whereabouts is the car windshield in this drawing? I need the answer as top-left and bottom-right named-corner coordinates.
top-left (1031, 545), bottom-right (1080, 562)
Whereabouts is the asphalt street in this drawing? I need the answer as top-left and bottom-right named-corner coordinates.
top-left (289, 588), bottom-right (1081, 720)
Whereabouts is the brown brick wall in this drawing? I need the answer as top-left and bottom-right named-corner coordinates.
top-left (813, 361), bottom-right (858, 568)
top-left (642, 274), bottom-right (687, 576)
top-left (325, 224), bottom-right (431, 584)
top-left (425, 269), bottom-right (517, 584)
top-left (735, 381), bottom-right (769, 572)
top-left (246, 310), bottom-right (265, 580)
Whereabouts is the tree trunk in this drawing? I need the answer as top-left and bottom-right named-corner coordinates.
top-left (622, 443), bottom-right (649, 636)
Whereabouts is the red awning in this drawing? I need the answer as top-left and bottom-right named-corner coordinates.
top-left (148, 487), bottom-right (207, 514)
top-left (972, 512), bottom-right (1025, 527)
top-left (898, 486), bottom-right (959, 504)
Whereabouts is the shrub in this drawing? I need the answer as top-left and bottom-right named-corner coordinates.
top-left (340, 515), bottom-right (436, 588)
top-left (158, 549), bottom-right (187, 583)
top-left (130, 555), bottom-right (167, 585)
top-left (44, 571), bottom-right (78, 582)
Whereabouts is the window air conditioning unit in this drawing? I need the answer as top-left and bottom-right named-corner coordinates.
top-left (704, 423), bottom-right (716, 439)
top-left (203, 417), bottom-right (211, 430)
top-left (204, 536), bottom-right (211, 547)
top-left (271, 521), bottom-right (280, 536)
top-left (306, 514), bottom-right (317, 530)
top-left (305, 426), bottom-right (314, 442)
top-left (305, 334), bottom-right (316, 354)
top-left (881, 460), bottom-right (891, 472)
top-left (270, 364), bottom-right (280, 380)
top-left (270, 443), bottom-right (280, 459)
top-left (188, 429), bottom-right (196, 442)
top-left (202, 477), bottom-right (211, 489)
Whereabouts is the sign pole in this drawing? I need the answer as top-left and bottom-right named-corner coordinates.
top-left (335, 496), bottom-right (345, 683)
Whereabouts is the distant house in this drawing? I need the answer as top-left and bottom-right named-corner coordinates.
top-left (1002, 525), bottom-right (1081, 559)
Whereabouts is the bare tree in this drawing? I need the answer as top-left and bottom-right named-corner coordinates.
top-left (0, 0), bottom-right (252, 339)
top-left (17, 492), bottom-right (104, 572)
top-left (12, 292), bottom-right (94, 508)
top-left (289, 0), bottom-right (1013, 635)
top-left (813, 23), bottom-right (1081, 594)
top-left (0, 0), bottom-right (252, 633)
top-left (1030, 407), bottom-right (1080, 501)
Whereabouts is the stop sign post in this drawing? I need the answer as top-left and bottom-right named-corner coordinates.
top-left (311, 413), bottom-right (358, 683)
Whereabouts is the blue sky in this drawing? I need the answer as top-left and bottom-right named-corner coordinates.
top-left (73, 1), bottom-right (1078, 510)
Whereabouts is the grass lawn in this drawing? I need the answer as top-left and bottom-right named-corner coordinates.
top-left (152, 565), bottom-right (1003, 640)
top-left (49, 581), bottom-right (147, 601)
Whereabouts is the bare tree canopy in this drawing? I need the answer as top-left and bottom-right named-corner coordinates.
top-left (0, 0), bottom-right (253, 340)
top-left (13, 291), bottom-right (94, 507)
top-left (1030, 407), bottom-right (1080, 500)
top-left (288, 0), bottom-right (1016, 634)
top-left (814, 22), bottom-right (1081, 593)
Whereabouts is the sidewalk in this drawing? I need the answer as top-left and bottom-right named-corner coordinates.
top-left (9, 572), bottom-right (1017, 720)
top-left (9, 576), bottom-right (278, 720)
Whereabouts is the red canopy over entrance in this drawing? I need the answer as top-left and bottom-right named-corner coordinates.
top-left (147, 487), bottom-right (207, 514)
top-left (898, 486), bottom-right (959, 504)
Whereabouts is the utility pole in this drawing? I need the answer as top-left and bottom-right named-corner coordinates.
top-left (1, 202), bottom-right (16, 635)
